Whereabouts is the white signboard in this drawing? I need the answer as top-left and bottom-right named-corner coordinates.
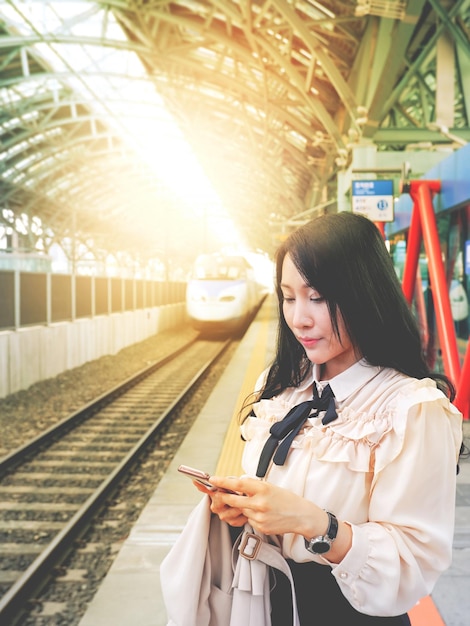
top-left (352, 180), bottom-right (394, 222)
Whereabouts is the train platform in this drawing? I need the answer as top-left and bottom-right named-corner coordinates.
top-left (78, 296), bottom-right (470, 626)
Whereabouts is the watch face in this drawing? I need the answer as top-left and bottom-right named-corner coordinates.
top-left (311, 540), bottom-right (331, 554)
top-left (305, 537), bottom-right (331, 554)
top-left (305, 512), bottom-right (337, 555)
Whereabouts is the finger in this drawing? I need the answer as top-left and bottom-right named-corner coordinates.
top-left (209, 496), bottom-right (232, 516)
top-left (218, 509), bottom-right (248, 526)
top-left (209, 497), bottom-right (241, 519)
top-left (193, 481), bottom-right (213, 494)
top-left (209, 475), bottom-right (261, 497)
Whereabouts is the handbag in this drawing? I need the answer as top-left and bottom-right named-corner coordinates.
top-left (231, 529), bottom-right (300, 626)
top-left (160, 495), bottom-right (299, 626)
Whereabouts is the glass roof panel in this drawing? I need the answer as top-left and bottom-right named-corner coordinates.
top-left (0, 1), bottom-right (245, 250)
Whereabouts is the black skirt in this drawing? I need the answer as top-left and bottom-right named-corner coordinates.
top-left (270, 559), bottom-right (411, 626)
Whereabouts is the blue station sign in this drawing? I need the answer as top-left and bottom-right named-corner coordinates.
top-left (352, 180), bottom-right (394, 222)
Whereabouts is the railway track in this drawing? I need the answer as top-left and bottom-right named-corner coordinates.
top-left (0, 336), bottom-right (231, 625)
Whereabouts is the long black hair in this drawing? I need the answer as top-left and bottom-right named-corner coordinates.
top-left (261, 211), bottom-right (455, 401)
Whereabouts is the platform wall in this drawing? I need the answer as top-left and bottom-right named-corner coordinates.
top-left (0, 302), bottom-right (187, 399)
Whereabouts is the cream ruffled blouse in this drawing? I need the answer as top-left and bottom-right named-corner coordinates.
top-left (241, 359), bottom-right (463, 616)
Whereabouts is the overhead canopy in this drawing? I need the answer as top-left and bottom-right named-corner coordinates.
top-left (1, 0), bottom-right (469, 270)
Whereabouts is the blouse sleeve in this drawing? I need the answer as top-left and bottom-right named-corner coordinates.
top-left (330, 384), bottom-right (463, 616)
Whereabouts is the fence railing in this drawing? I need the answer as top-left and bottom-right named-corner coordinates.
top-left (0, 270), bottom-right (186, 330)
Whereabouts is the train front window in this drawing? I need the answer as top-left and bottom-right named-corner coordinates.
top-left (192, 256), bottom-right (247, 280)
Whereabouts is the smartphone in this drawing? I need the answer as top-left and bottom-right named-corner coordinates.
top-left (177, 465), bottom-right (238, 494)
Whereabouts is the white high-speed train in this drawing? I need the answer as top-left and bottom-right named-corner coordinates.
top-left (186, 253), bottom-right (266, 332)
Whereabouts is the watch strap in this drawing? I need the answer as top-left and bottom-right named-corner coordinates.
top-left (325, 511), bottom-right (338, 540)
top-left (304, 511), bottom-right (338, 554)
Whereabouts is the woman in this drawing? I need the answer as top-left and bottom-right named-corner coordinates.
top-left (201, 212), bottom-right (463, 624)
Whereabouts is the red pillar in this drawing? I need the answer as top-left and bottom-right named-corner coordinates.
top-left (401, 200), bottom-right (422, 305)
top-left (374, 221), bottom-right (385, 238)
top-left (454, 341), bottom-right (470, 419)
top-left (409, 181), bottom-right (461, 386)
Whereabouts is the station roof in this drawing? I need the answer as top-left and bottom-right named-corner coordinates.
top-left (1, 1), bottom-right (469, 268)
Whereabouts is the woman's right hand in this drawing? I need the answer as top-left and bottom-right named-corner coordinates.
top-left (194, 481), bottom-right (248, 526)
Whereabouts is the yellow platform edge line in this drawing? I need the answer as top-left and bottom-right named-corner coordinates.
top-left (216, 314), bottom-right (271, 476)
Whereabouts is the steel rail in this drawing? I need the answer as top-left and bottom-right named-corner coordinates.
top-left (0, 337), bottom-right (198, 476)
top-left (0, 337), bottom-right (231, 624)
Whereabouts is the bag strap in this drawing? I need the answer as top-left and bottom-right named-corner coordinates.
top-left (239, 531), bottom-right (300, 626)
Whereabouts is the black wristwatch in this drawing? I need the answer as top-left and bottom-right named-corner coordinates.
top-left (304, 511), bottom-right (338, 554)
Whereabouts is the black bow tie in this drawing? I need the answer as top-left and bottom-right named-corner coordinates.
top-left (256, 383), bottom-right (337, 478)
